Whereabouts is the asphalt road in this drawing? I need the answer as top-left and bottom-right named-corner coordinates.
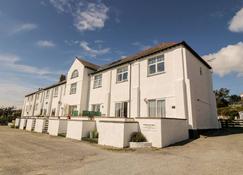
top-left (0, 126), bottom-right (243, 175)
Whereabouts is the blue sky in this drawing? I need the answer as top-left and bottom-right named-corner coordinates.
top-left (0, 0), bottom-right (243, 107)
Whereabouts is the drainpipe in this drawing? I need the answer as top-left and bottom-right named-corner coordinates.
top-left (129, 63), bottom-right (132, 118)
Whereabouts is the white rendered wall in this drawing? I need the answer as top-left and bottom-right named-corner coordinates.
top-left (98, 121), bottom-right (138, 148)
top-left (26, 118), bottom-right (35, 131)
top-left (50, 84), bottom-right (65, 117)
top-left (136, 118), bottom-right (188, 148)
top-left (19, 118), bottom-right (27, 130)
top-left (48, 119), bottom-right (68, 136)
top-left (66, 120), bottom-right (96, 140)
top-left (184, 48), bottom-right (218, 129)
top-left (34, 119), bottom-right (45, 133)
top-left (15, 118), bottom-right (20, 127)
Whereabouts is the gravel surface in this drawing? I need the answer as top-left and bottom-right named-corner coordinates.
top-left (0, 126), bottom-right (243, 175)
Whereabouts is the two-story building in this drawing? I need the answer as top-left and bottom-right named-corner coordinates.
top-left (21, 41), bottom-right (219, 148)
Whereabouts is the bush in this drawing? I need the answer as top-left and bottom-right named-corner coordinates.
top-left (130, 132), bottom-right (147, 142)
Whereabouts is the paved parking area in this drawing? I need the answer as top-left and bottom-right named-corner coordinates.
top-left (0, 126), bottom-right (243, 175)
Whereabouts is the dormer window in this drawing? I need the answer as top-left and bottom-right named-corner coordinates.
top-left (71, 70), bottom-right (79, 79)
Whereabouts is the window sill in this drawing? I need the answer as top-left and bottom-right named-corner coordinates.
top-left (147, 71), bottom-right (166, 77)
top-left (116, 79), bottom-right (128, 84)
top-left (93, 86), bottom-right (102, 89)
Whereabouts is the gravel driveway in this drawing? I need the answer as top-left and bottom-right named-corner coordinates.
top-left (0, 126), bottom-right (243, 175)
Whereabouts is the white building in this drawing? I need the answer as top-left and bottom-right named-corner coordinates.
top-left (21, 41), bottom-right (219, 148)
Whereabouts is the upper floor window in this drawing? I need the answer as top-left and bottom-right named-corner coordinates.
top-left (70, 83), bottom-right (77, 95)
top-left (148, 99), bottom-right (166, 117)
top-left (93, 74), bottom-right (102, 88)
top-left (53, 87), bottom-right (58, 97)
top-left (117, 66), bottom-right (128, 82)
top-left (45, 90), bottom-right (50, 99)
top-left (148, 55), bottom-right (165, 75)
top-left (71, 70), bottom-right (79, 79)
top-left (36, 93), bottom-right (39, 100)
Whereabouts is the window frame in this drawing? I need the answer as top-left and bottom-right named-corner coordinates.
top-left (116, 66), bottom-right (128, 83)
top-left (147, 99), bottom-right (166, 118)
top-left (93, 74), bottom-right (102, 89)
top-left (53, 87), bottom-right (58, 97)
top-left (91, 104), bottom-right (101, 112)
top-left (115, 101), bottom-right (128, 118)
top-left (45, 90), bottom-right (49, 99)
top-left (71, 69), bottom-right (79, 79)
top-left (70, 82), bottom-right (77, 95)
top-left (147, 54), bottom-right (165, 76)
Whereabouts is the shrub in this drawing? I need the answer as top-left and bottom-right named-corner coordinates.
top-left (130, 132), bottom-right (147, 142)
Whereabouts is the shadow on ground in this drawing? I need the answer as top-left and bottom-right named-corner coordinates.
top-left (199, 128), bottom-right (243, 137)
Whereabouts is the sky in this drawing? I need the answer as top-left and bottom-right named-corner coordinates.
top-left (0, 0), bottom-right (243, 108)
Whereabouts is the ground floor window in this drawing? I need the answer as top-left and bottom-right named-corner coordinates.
top-left (148, 99), bottom-right (166, 117)
top-left (51, 108), bottom-right (56, 116)
top-left (115, 101), bottom-right (128, 118)
top-left (69, 105), bottom-right (78, 116)
top-left (91, 104), bottom-right (101, 112)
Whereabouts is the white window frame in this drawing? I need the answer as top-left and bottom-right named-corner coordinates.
top-left (93, 74), bottom-right (102, 88)
top-left (115, 101), bottom-right (128, 118)
top-left (45, 90), bottom-right (49, 99)
top-left (70, 83), bottom-right (77, 95)
top-left (53, 87), bottom-right (58, 97)
top-left (71, 70), bottom-right (79, 79)
top-left (148, 54), bottom-right (165, 75)
top-left (117, 66), bottom-right (128, 83)
top-left (147, 99), bottom-right (166, 118)
top-left (91, 104), bottom-right (101, 112)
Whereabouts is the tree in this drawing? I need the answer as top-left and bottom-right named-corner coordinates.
top-left (59, 74), bottom-right (66, 82)
top-left (214, 88), bottom-right (230, 107)
top-left (229, 95), bottom-right (241, 105)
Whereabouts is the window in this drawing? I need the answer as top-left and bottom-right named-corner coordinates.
top-left (115, 102), bottom-right (128, 118)
top-left (92, 104), bottom-right (101, 112)
top-left (70, 83), bottom-right (77, 94)
top-left (45, 90), bottom-right (49, 99)
top-left (148, 55), bottom-right (165, 75)
top-left (148, 99), bottom-right (165, 117)
top-left (53, 87), bottom-right (58, 97)
top-left (51, 108), bottom-right (56, 116)
top-left (117, 66), bottom-right (128, 82)
top-left (69, 105), bottom-right (77, 116)
top-left (93, 74), bottom-right (102, 88)
top-left (71, 70), bottom-right (79, 79)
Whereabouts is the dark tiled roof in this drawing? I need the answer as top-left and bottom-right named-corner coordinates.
top-left (77, 57), bottom-right (100, 71)
top-left (92, 41), bottom-right (211, 74)
top-left (25, 80), bottom-right (66, 97)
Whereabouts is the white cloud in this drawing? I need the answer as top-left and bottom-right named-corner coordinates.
top-left (229, 8), bottom-right (243, 32)
top-left (49, 0), bottom-right (109, 31)
top-left (80, 41), bottom-right (110, 57)
top-left (37, 40), bottom-right (56, 48)
top-left (13, 23), bottom-right (38, 33)
top-left (0, 54), bottom-right (56, 76)
top-left (203, 42), bottom-right (243, 77)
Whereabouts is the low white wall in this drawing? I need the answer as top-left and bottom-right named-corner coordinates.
top-left (66, 120), bottom-right (96, 140)
top-left (161, 118), bottom-right (188, 147)
top-left (34, 119), bottom-right (45, 133)
top-left (26, 118), bottom-right (35, 131)
top-left (136, 118), bottom-right (188, 148)
top-left (48, 119), bottom-right (68, 136)
top-left (15, 118), bottom-right (20, 127)
top-left (98, 121), bottom-right (138, 148)
top-left (19, 118), bottom-right (27, 130)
